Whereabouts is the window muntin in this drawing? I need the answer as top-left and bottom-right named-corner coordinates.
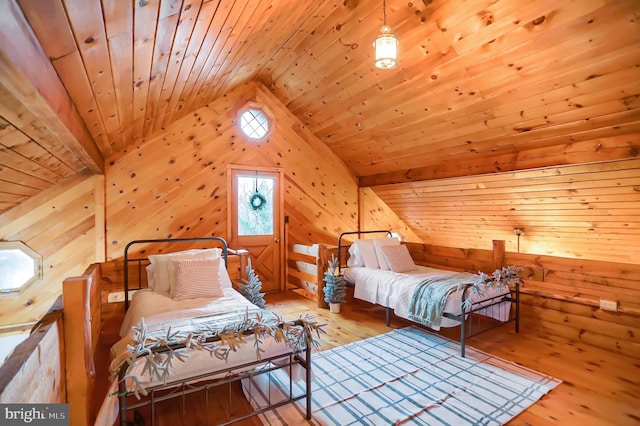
top-left (239, 108), bottom-right (270, 140)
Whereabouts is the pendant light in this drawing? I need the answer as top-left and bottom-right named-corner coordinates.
top-left (374, 0), bottom-right (398, 69)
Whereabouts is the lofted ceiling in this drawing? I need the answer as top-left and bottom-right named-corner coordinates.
top-left (0, 0), bottom-right (639, 215)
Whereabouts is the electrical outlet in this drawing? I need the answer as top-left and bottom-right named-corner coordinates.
top-left (107, 290), bottom-right (137, 303)
top-left (599, 299), bottom-right (617, 311)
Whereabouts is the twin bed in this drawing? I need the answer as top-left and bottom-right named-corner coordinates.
top-left (100, 237), bottom-right (317, 426)
top-left (338, 230), bottom-right (520, 357)
top-left (65, 234), bottom-right (520, 425)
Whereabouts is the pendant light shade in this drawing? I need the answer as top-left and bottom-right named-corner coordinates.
top-left (374, 25), bottom-right (398, 69)
top-left (374, 0), bottom-right (397, 69)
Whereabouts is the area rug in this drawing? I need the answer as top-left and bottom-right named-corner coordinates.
top-left (243, 326), bottom-right (561, 425)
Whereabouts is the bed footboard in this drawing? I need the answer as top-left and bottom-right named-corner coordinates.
top-left (117, 332), bottom-right (314, 425)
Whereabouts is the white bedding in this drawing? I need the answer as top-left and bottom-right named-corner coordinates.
top-left (344, 265), bottom-right (511, 329)
top-left (98, 288), bottom-right (297, 426)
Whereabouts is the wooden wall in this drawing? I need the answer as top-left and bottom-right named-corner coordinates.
top-left (373, 157), bottom-right (640, 265)
top-left (405, 242), bottom-right (640, 358)
top-left (359, 187), bottom-right (421, 242)
top-left (105, 81), bottom-right (414, 260)
top-left (0, 172), bottom-right (103, 328)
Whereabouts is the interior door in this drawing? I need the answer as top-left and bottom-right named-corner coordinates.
top-left (229, 168), bottom-right (282, 292)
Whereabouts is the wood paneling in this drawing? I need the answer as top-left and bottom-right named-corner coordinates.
top-left (105, 82), bottom-right (359, 260)
top-left (0, 302), bottom-right (65, 404)
top-left (0, 172), bottom-right (102, 328)
top-left (0, 0), bottom-right (636, 214)
top-left (374, 158), bottom-right (640, 264)
top-left (405, 241), bottom-right (640, 358)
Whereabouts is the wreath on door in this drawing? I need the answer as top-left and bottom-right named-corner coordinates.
top-left (249, 191), bottom-right (267, 211)
top-left (249, 173), bottom-right (267, 211)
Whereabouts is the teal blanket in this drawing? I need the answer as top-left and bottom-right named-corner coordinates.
top-left (408, 272), bottom-right (474, 330)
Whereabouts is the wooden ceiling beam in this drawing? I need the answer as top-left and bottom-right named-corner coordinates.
top-left (0, 0), bottom-right (103, 174)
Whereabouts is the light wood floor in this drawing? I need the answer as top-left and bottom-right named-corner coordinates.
top-left (265, 290), bottom-right (640, 426)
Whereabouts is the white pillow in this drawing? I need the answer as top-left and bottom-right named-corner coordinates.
top-left (381, 244), bottom-right (417, 273)
top-left (373, 237), bottom-right (400, 270)
top-left (346, 243), bottom-right (364, 267)
top-left (354, 239), bottom-right (379, 269)
top-left (148, 248), bottom-right (221, 297)
top-left (172, 257), bottom-right (224, 301)
top-left (145, 264), bottom-right (155, 290)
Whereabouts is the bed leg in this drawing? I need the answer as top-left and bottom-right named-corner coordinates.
top-left (515, 281), bottom-right (520, 333)
top-left (118, 371), bottom-right (127, 426)
top-left (460, 313), bottom-right (466, 358)
top-left (305, 342), bottom-right (312, 420)
top-left (386, 307), bottom-right (391, 327)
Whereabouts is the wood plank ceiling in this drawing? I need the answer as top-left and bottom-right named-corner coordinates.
top-left (0, 0), bottom-right (639, 214)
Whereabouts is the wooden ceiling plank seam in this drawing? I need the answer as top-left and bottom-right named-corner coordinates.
top-left (143, 2), bottom-right (181, 137)
top-left (151, 0), bottom-right (204, 132)
top-left (51, 52), bottom-right (113, 155)
top-left (62, 0), bottom-right (125, 150)
top-left (0, 0), bottom-right (103, 173)
top-left (365, 149), bottom-right (640, 188)
top-left (0, 176), bottom-right (49, 197)
top-left (193, 0), bottom-right (265, 106)
top-left (131, 0), bottom-right (161, 143)
top-left (162, 1), bottom-right (220, 123)
top-left (0, 170), bottom-right (95, 237)
top-left (343, 106), bottom-right (640, 178)
top-left (178, 0), bottom-right (237, 114)
top-left (304, 0), bottom-right (636, 136)
top-left (107, 30), bottom-right (135, 151)
top-left (0, 140), bottom-right (68, 183)
top-left (0, 85), bottom-right (87, 174)
top-left (164, 0), bottom-right (225, 119)
top-left (377, 83), bottom-right (640, 155)
top-left (0, 162), bottom-right (55, 191)
top-left (102, 0), bottom-right (134, 39)
top-left (311, 18), bottom-right (640, 143)
top-left (264, 0), bottom-right (365, 87)
top-left (271, 2), bottom-right (381, 97)
top-left (15, 0), bottom-right (77, 60)
top-left (316, 39), bottom-right (640, 139)
top-left (209, 1), bottom-right (290, 102)
top-left (0, 117), bottom-right (76, 177)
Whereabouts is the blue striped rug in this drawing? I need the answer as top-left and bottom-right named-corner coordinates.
top-left (243, 326), bottom-right (560, 425)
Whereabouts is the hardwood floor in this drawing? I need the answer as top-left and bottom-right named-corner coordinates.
top-left (265, 289), bottom-right (640, 426)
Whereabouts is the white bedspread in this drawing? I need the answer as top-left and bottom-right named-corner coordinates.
top-left (344, 266), bottom-right (510, 329)
top-left (98, 288), bottom-right (297, 426)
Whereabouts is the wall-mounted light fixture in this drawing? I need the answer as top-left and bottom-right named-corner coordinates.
top-left (374, 0), bottom-right (398, 69)
top-left (513, 228), bottom-right (525, 253)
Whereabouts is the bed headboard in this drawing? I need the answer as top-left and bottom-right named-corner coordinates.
top-left (123, 237), bottom-right (229, 311)
top-left (337, 230), bottom-right (392, 273)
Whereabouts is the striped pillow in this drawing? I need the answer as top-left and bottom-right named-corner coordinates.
top-left (172, 257), bottom-right (224, 301)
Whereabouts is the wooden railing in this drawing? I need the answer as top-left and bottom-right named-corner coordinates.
top-left (0, 297), bottom-right (65, 404)
top-left (286, 243), bottom-right (335, 308)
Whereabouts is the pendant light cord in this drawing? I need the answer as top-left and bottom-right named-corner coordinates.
top-left (383, 0), bottom-right (387, 26)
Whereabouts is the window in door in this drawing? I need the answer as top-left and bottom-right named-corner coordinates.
top-left (237, 175), bottom-right (274, 236)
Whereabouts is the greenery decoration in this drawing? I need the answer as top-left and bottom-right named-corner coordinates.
top-left (323, 254), bottom-right (346, 305)
top-left (113, 311), bottom-right (326, 398)
top-left (237, 258), bottom-right (266, 308)
top-left (249, 192), bottom-right (267, 211)
top-left (459, 265), bottom-right (522, 311)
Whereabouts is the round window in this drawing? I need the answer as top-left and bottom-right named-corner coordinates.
top-left (239, 107), bottom-right (270, 140)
